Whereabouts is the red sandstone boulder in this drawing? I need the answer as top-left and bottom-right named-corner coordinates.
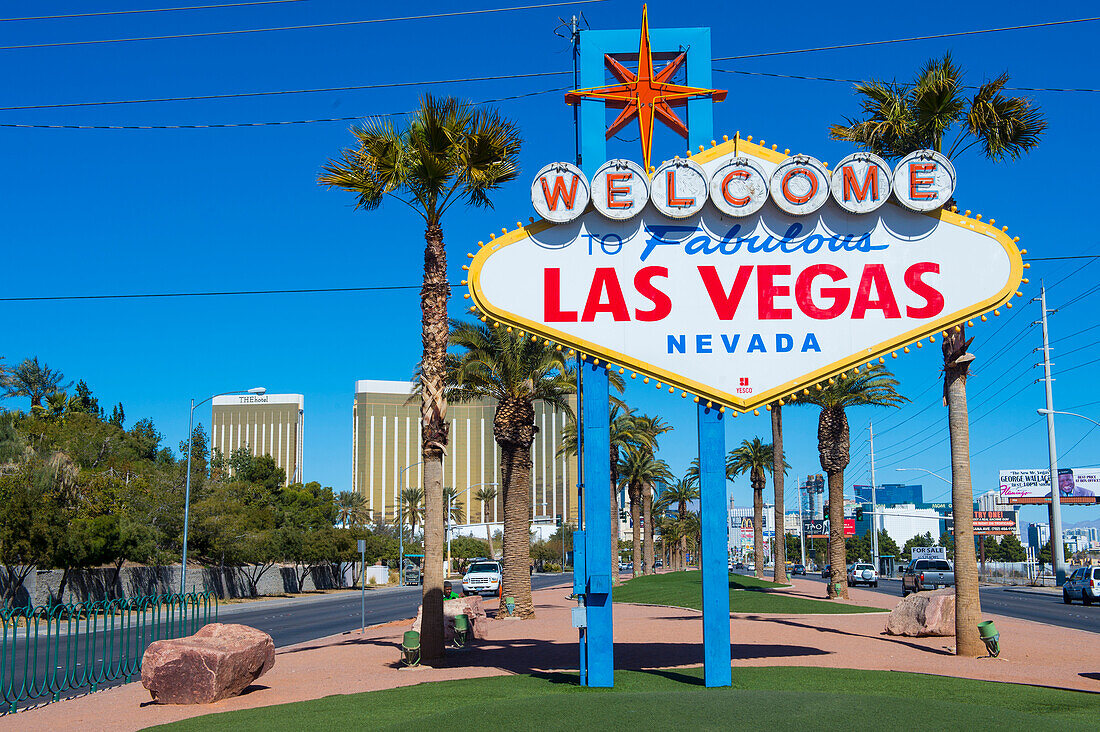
top-left (411, 595), bottom-right (491, 642)
top-left (885, 588), bottom-right (955, 637)
top-left (141, 623), bottom-right (275, 704)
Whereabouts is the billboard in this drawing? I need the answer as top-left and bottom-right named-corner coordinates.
top-left (468, 137), bottom-right (1023, 413)
top-left (802, 517), bottom-right (855, 539)
top-left (999, 469), bottom-right (1100, 504)
top-left (945, 510), bottom-right (1018, 536)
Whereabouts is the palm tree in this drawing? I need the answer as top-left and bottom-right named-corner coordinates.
top-left (633, 414), bottom-right (672, 574)
top-left (3, 357), bottom-right (72, 409)
top-left (335, 490), bottom-right (368, 529)
top-left (320, 95), bottom-right (521, 659)
top-left (558, 383), bottom-right (634, 585)
top-left (654, 478), bottom-right (700, 570)
top-left (444, 319), bottom-right (573, 619)
top-left (473, 484), bottom-right (499, 560)
top-left (770, 402), bottom-right (788, 584)
top-left (727, 438), bottom-right (778, 580)
top-left (617, 449), bottom-right (672, 577)
top-left (830, 54), bottom-right (1043, 654)
top-left (399, 486), bottom-right (424, 540)
top-left (798, 365), bottom-right (906, 599)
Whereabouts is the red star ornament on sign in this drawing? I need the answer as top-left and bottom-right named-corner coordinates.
top-left (565, 4), bottom-right (727, 172)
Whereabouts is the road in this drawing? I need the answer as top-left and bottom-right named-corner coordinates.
top-left (5, 573), bottom-right (572, 710)
top-left (221, 572), bottom-right (572, 648)
top-left (793, 572), bottom-right (1100, 634)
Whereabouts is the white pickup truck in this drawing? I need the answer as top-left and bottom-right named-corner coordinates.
top-left (462, 561), bottom-right (502, 596)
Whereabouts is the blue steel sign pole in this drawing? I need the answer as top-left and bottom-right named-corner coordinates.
top-left (574, 16), bottom-right (719, 690)
top-left (697, 404), bottom-right (731, 686)
top-left (576, 15), bottom-right (721, 691)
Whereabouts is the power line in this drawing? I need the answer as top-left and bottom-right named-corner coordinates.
top-left (0, 0), bottom-right (608, 51)
top-left (714, 68), bottom-right (1100, 94)
top-left (0, 283), bottom-right (465, 303)
top-left (1030, 255), bottom-right (1100, 261)
top-left (0, 72), bottom-right (569, 111)
top-left (712, 16), bottom-right (1100, 62)
top-left (0, 86), bottom-right (569, 130)
top-left (1, 1), bottom-right (309, 22)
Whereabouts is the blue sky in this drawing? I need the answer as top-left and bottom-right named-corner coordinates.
top-left (3, 1), bottom-right (1098, 532)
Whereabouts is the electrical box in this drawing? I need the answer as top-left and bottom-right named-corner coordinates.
top-left (572, 530), bottom-right (586, 597)
top-left (571, 606), bottom-right (587, 628)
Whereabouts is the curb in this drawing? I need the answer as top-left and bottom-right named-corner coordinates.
top-left (1001, 586), bottom-right (1061, 597)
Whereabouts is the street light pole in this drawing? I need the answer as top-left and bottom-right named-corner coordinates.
top-left (868, 420), bottom-right (879, 574)
top-left (180, 386), bottom-right (266, 595)
top-left (1037, 285), bottom-right (1067, 585)
top-left (397, 461), bottom-right (422, 584)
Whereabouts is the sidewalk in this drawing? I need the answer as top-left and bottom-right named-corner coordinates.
top-left (12, 578), bottom-right (1099, 731)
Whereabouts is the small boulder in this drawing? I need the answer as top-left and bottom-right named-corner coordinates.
top-left (141, 623), bottom-right (275, 704)
top-left (411, 595), bottom-right (491, 642)
top-left (885, 588), bottom-right (955, 637)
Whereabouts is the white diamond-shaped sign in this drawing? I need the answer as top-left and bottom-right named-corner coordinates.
top-left (468, 137), bottom-right (1023, 412)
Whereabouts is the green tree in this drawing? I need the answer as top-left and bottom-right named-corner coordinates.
top-left (727, 438), bottom-right (778, 580)
top-left (830, 53), bottom-right (1044, 656)
top-left (902, 532), bottom-right (936, 560)
top-left (399, 486), bottom-right (424, 539)
top-left (630, 414), bottom-right (672, 575)
top-left (654, 478), bottom-right (699, 570)
top-left (785, 533), bottom-right (802, 564)
top-left (443, 320), bottom-right (573, 618)
top-left (128, 418), bottom-right (162, 462)
top-left (998, 533), bottom-right (1026, 562)
top-left (473, 484), bottom-right (499, 560)
top-left (0, 477), bottom-right (66, 607)
top-left (2, 357), bottom-right (72, 410)
top-left (108, 402), bottom-right (125, 428)
top-left (617, 448), bottom-right (672, 577)
top-left (320, 95), bottom-right (522, 660)
top-left (878, 529), bottom-right (901, 560)
top-left (770, 402), bottom-right (787, 584)
top-left (797, 364), bottom-right (906, 599)
top-left (336, 490), bottom-right (368, 528)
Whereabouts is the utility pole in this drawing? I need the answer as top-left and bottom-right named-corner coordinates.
top-left (869, 421), bottom-right (879, 573)
top-left (1037, 284), bottom-right (1067, 585)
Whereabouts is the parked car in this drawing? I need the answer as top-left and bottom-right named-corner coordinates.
top-left (462, 561), bottom-right (502, 596)
top-left (654, 559), bottom-right (663, 569)
top-left (820, 564), bottom-right (831, 579)
top-left (847, 563), bottom-right (879, 587)
top-left (900, 559), bottom-right (955, 596)
top-left (791, 564), bottom-right (806, 576)
top-left (1063, 566), bottom-right (1100, 605)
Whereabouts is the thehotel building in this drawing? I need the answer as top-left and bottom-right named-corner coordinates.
top-left (352, 380), bottom-right (577, 536)
top-left (211, 393), bottom-right (304, 485)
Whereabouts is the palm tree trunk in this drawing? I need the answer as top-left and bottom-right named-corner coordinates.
top-left (944, 328), bottom-right (983, 655)
top-left (643, 482), bottom-right (654, 574)
top-left (419, 221), bottom-right (450, 661)
top-left (498, 439), bottom-right (536, 618)
top-left (771, 403), bottom-right (788, 584)
top-left (827, 469), bottom-right (848, 599)
top-left (753, 484), bottom-right (764, 579)
top-left (485, 522), bottom-right (495, 562)
top-left (630, 484), bottom-right (642, 578)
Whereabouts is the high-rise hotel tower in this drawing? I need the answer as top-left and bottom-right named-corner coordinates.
top-left (351, 380), bottom-right (577, 534)
top-left (211, 393), bottom-right (304, 485)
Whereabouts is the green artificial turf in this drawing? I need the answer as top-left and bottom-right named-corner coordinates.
top-left (150, 666), bottom-right (1100, 731)
top-left (612, 571), bottom-right (883, 614)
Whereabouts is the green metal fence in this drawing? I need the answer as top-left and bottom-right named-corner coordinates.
top-left (0, 591), bottom-right (218, 712)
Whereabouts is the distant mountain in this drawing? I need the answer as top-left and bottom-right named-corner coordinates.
top-left (1065, 518), bottom-right (1100, 530)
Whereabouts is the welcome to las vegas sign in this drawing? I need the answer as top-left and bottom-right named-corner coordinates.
top-left (466, 136), bottom-right (1024, 413)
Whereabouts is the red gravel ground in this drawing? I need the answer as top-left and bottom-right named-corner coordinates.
top-left (12, 577), bottom-right (1099, 731)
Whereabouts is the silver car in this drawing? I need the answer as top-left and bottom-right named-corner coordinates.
top-left (1063, 566), bottom-right (1099, 606)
